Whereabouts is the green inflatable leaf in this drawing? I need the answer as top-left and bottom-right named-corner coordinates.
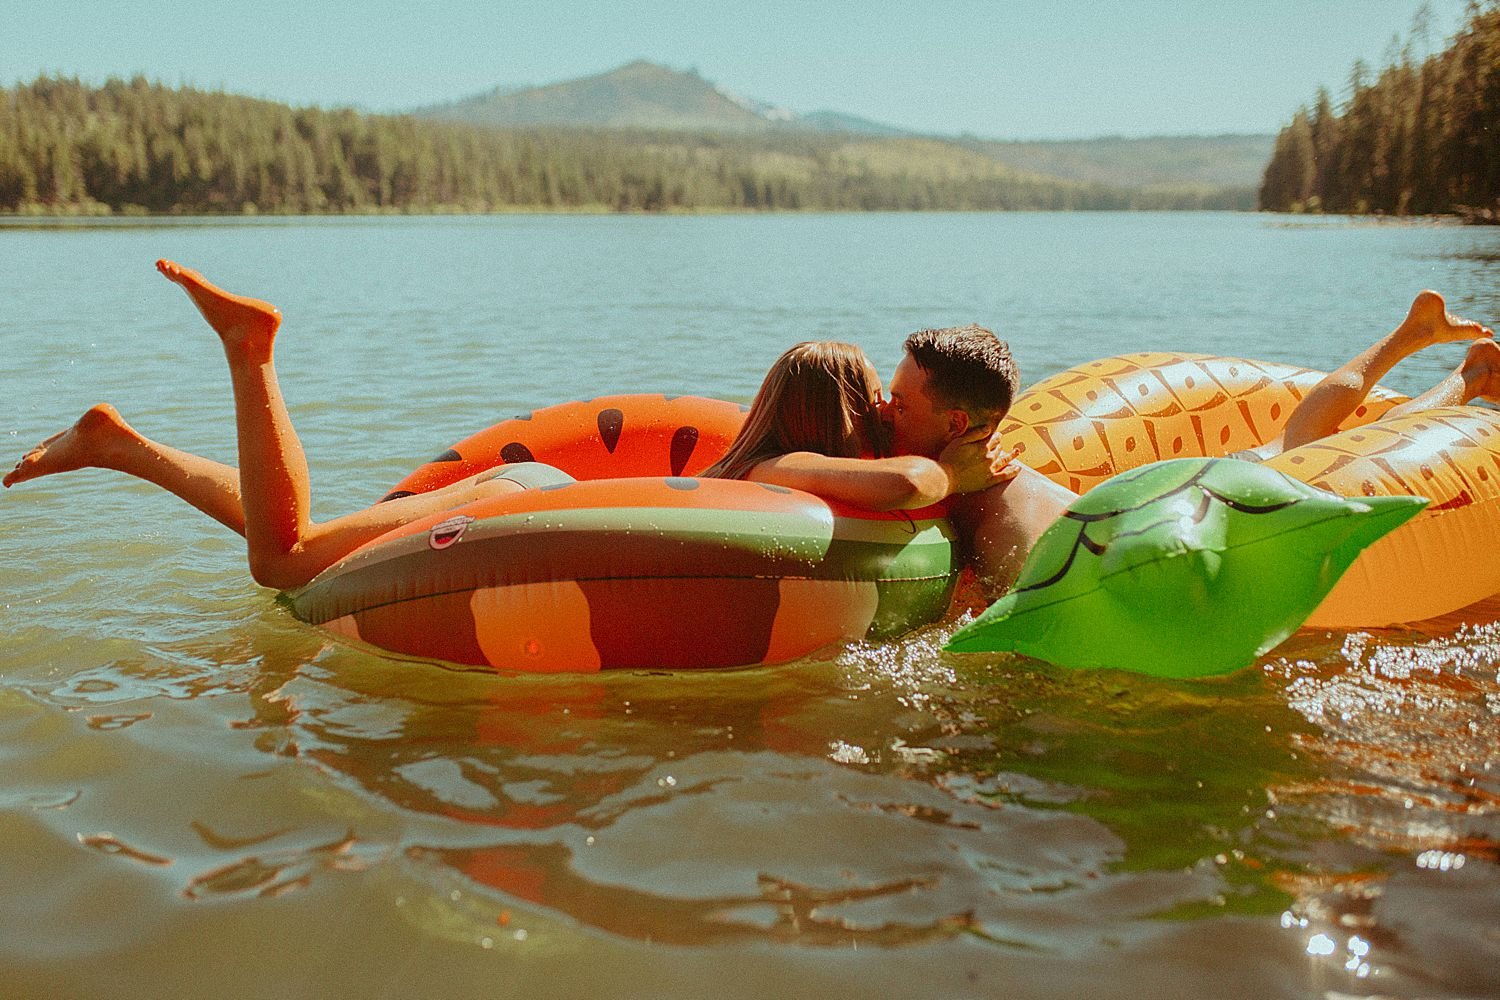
top-left (945, 458), bottom-right (1427, 678)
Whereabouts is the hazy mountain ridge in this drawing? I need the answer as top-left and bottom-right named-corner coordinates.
top-left (967, 134), bottom-right (1277, 190)
top-left (417, 61), bottom-right (1273, 189)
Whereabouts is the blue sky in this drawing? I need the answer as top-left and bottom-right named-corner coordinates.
top-left (6, 1), bottom-right (1475, 139)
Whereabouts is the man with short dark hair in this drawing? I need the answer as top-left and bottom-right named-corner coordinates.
top-left (884, 324), bottom-right (1074, 595)
top-left (886, 324), bottom-right (1018, 457)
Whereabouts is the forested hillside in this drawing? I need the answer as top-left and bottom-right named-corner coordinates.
top-left (0, 77), bottom-right (1252, 215)
top-left (1260, 1), bottom-right (1499, 215)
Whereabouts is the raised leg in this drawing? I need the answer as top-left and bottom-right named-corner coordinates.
top-left (155, 260), bottom-right (523, 589)
top-left (1383, 338), bottom-right (1500, 418)
top-left (155, 259), bottom-right (304, 579)
top-left (1277, 291), bottom-right (1492, 452)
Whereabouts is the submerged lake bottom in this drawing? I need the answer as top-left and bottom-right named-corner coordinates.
top-left (1, 213), bottom-right (1497, 997)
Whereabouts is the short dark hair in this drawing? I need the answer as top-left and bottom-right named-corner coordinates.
top-left (902, 324), bottom-right (1018, 420)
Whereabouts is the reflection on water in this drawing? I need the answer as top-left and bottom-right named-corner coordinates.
top-left (1264, 622), bottom-right (1500, 992)
top-left (52, 606), bottom-right (1471, 991)
top-left (254, 646), bottom-right (1008, 948)
top-left (1448, 250), bottom-right (1500, 264)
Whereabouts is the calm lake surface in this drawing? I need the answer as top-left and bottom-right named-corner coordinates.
top-left (1, 212), bottom-right (1497, 998)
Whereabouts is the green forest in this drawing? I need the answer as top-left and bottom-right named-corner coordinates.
top-left (0, 77), bottom-right (1250, 216)
top-left (1260, 1), bottom-right (1499, 215)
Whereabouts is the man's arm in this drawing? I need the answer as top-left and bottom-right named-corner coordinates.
top-left (949, 466), bottom-right (1077, 596)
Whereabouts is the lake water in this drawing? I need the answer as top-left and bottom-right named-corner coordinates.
top-left (1, 212), bottom-right (1497, 998)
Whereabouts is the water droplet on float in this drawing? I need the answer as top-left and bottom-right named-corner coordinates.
top-left (1416, 849), bottom-right (1466, 871)
top-left (1306, 933), bottom-right (1336, 956)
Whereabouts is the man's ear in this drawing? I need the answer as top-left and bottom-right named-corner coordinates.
top-left (945, 408), bottom-right (971, 438)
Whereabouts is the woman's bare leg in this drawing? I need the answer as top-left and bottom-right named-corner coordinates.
top-left (155, 260), bottom-right (302, 571)
top-left (1277, 291), bottom-right (1492, 452)
top-left (5, 404), bottom-right (519, 552)
top-left (4, 404), bottom-right (247, 532)
top-left (256, 473), bottom-right (527, 584)
top-left (155, 260), bottom-right (523, 589)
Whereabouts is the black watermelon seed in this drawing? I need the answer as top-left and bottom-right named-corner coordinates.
top-left (670, 425), bottom-right (700, 476)
top-left (598, 408), bottom-right (625, 452)
top-left (500, 442), bottom-right (536, 464)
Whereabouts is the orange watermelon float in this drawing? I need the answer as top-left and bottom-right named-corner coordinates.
top-left (286, 395), bottom-right (958, 672)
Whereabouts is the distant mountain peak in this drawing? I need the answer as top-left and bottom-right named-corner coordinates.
top-left (417, 61), bottom-right (900, 135)
top-left (616, 59), bottom-right (672, 73)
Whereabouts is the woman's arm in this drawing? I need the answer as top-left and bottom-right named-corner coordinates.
top-left (746, 452), bottom-right (954, 510)
top-left (746, 426), bottom-right (1016, 511)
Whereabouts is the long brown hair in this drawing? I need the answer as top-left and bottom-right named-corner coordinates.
top-left (702, 341), bottom-right (885, 480)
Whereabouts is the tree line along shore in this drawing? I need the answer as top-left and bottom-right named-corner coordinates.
top-left (1260, 1), bottom-right (1499, 217)
top-left (0, 78), bottom-right (1249, 217)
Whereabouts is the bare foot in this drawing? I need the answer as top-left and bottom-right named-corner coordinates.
top-left (1399, 290), bottom-right (1493, 347)
top-left (1460, 339), bottom-right (1500, 403)
top-left (156, 259), bottom-right (281, 351)
top-left (4, 404), bottom-right (141, 487)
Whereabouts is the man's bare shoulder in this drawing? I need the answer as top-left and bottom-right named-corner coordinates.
top-left (950, 465), bottom-right (1075, 527)
top-left (948, 465), bottom-right (1077, 597)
